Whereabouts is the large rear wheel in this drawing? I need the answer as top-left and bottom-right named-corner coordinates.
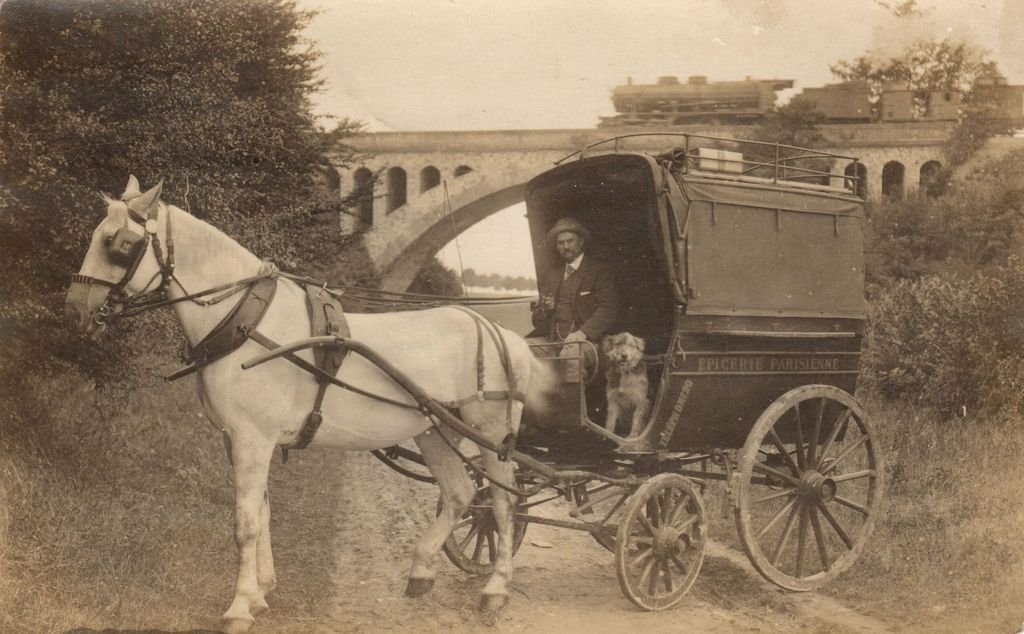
top-left (734, 385), bottom-right (883, 591)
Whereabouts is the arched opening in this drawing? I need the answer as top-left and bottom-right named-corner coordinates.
top-left (882, 161), bottom-right (905, 199)
top-left (353, 167), bottom-right (374, 226)
top-left (325, 166), bottom-right (341, 195)
top-left (844, 162), bottom-right (868, 198)
top-left (920, 160), bottom-right (943, 197)
top-left (386, 166), bottom-right (407, 213)
top-left (454, 165), bottom-right (474, 177)
top-left (420, 165), bottom-right (441, 193)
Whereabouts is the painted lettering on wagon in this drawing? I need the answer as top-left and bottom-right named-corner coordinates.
top-left (659, 379), bottom-right (694, 447)
top-left (696, 356), bottom-right (842, 373)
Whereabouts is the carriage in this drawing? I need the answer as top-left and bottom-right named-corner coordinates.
top-left (67, 133), bottom-right (881, 629)
top-left (362, 133), bottom-right (882, 610)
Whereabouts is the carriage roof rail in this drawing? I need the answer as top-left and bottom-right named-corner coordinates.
top-left (554, 132), bottom-right (860, 167)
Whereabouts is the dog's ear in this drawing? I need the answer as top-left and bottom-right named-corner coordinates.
top-left (632, 335), bottom-right (646, 353)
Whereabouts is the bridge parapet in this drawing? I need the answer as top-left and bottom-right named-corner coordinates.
top-left (333, 124), bottom-right (952, 291)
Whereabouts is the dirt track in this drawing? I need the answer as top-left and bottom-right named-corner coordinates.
top-left (257, 452), bottom-right (893, 634)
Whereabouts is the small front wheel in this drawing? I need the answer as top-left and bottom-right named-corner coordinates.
top-left (614, 473), bottom-right (706, 610)
top-left (440, 478), bottom-right (528, 576)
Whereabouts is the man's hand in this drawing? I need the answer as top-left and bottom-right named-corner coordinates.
top-left (564, 330), bottom-right (587, 343)
top-left (541, 294), bottom-right (555, 311)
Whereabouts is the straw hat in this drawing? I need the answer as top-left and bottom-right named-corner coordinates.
top-left (546, 217), bottom-right (591, 244)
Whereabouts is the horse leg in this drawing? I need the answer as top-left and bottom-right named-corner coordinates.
top-left (251, 490), bottom-right (276, 615)
top-left (406, 428), bottom-right (475, 597)
top-left (221, 435), bottom-right (276, 634)
top-left (478, 447), bottom-right (516, 613)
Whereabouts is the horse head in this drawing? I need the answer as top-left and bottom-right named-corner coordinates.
top-left (65, 176), bottom-right (165, 337)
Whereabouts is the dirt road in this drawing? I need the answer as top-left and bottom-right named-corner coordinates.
top-left (257, 452), bottom-right (893, 634)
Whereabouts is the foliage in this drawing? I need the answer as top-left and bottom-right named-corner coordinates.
top-left (0, 0), bottom-right (357, 380)
top-left (461, 267), bottom-right (537, 292)
top-left (406, 257), bottom-right (463, 297)
top-left (747, 97), bottom-right (830, 182)
top-left (831, 38), bottom-right (999, 120)
top-left (861, 265), bottom-right (1024, 415)
top-left (861, 149), bottom-right (1024, 415)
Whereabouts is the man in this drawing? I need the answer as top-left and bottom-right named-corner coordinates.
top-left (529, 217), bottom-right (617, 382)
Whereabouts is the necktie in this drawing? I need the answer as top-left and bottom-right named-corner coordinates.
top-left (564, 265), bottom-right (574, 280)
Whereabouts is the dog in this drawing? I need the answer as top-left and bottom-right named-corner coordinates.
top-left (602, 332), bottom-right (650, 437)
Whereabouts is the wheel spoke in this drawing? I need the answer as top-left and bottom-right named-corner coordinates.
top-left (793, 401), bottom-right (806, 470)
top-left (756, 496), bottom-right (798, 540)
top-left (833, 495), bottom-right (870, 516)
top-left (659, 490), bottom-right (678, 526)
top-left (767, 428), bottom-right (802, 476)
top-left (648, 557), bottom-right (660, 596)
top-left (795, 505), bottom-right (809, 578)
top-left (472, 530), bottom-right (486, 561)
top-left (638, 556), bottom-right (657, 589)
top-left (753, 488), bottom-right (797, 505)
top-left (637, 513), bottom-right (657, 536)
top-left (817, 500), bottom-right (854, 549)
top-left (815, 409), bottom-right (852, 469)
top-left (486, 530), bottom-right (496, 563)
top-left (809, 506), bottom-right (831, 572)
top-left (807, 398), bottom-right (825, 468)
top-left (630, 545), bottom-right (654, 568)
top-left (752, 462), bottom-right (802, 488)
top-left (662, 558), bottom-right (674, 592)
top-left (670, 552), bottom-right (690, 576)
top-left (832, 469), bottom-right (876, 483)
top-left (771, 502), bottom-right (802, 566)
top-left (453, 516), bottom-right (474, 531)
top-left (821, 434), bottom-right (869, 475)
top-left (649, 495), bottom-right (663, 527)
top-left (457, 523), bottom-right (480, 552)
top-left (673, 514), bottom-right (698, 534)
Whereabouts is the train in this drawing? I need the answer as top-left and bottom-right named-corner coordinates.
top-left (597, 74), bottom-right (1024, 128)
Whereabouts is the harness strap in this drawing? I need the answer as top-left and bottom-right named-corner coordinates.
top-left (166, 277), bottom-right (278, 381)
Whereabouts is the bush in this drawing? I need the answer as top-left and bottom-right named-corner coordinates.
top-left (862, 262), bottom-right (1024, 415)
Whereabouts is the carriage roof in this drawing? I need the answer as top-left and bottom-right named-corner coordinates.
top-left (525, 134), bottom-right (865, 322)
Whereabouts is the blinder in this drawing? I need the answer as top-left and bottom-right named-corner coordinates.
top-left (105, 225), bottom-right (148, 268)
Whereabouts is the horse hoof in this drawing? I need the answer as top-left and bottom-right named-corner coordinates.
top-left (479, 593), bottom-right (509, 614)
top-left (405, 577), bottom-right (435, 597)
top-left (222, 616), bottom-right (254, 634)
top-left (251, 597), bottom-right (270, 616)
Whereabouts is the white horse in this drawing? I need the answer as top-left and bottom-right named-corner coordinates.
top-left (65, 177), bottom-right (538, 633)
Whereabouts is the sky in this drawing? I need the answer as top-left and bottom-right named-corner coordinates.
top-left (298, 0), bottom-right (1024, 279)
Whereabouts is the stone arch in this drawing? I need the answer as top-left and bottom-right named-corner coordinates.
top-left (882, 161), bottom-right (905, 199)
top-left (844, 162), bottom-right (868, 198)
top-left (420, 165), bottom-right (441, 193)
top-left (386, 167), bottom-right (407, 213)
top-left (353, 167), bottom-right (374, 226)
top-left (454, 165), bottom-right (474, 177)
top-left (379, 183), bottom-right (526, 291)
top-left (920, 160), bottom-right (943, 197)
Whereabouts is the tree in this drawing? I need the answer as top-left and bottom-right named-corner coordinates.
top-left (831, 38), bottom-right (1000, 120)
top-left (749, 97), bottom-right (830, 183)
top-left (0, 0), bottom-right (356, 376)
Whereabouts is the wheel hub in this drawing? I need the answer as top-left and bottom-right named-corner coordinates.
top-left (653, 527), bottom-right (688, 556)
top-left (798, 471), bottom-right (837, 503)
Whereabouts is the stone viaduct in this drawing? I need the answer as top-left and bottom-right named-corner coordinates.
top-left (330, 123), bottom-right (952, 291)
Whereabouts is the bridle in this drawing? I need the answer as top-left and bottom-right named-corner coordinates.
top-left (72, 191), bottom-right (176, 325)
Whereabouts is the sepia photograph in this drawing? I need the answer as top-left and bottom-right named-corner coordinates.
top-left (1, 0), bottom-right (1023, 632)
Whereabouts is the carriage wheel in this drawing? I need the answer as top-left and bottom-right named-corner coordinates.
top-left (614, 473), bottom-right (706, 611)
top-left (440, 477), bottom-right (529, 576)
top-left (735, 385), bottom-right (883, 591)
top-left (570, 481), bottom-right (631, 551)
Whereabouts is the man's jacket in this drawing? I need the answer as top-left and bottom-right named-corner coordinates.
top-left (530, 256), bottom-right (618, 341)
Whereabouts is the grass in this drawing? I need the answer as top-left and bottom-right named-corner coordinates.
top-left (3, 347), bottom-right (1024, 633)
top-left (0, 359), bottom-right (343, 634)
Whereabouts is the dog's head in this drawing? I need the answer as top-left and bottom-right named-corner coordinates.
top-left (602, 332), bottom-right (645, 371)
